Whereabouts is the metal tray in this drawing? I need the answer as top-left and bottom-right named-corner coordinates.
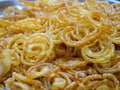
top-left (0, 0), bottom-right (120, 16)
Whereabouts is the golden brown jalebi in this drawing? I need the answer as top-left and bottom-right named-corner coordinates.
top-left (21, 33), bottom-right (54, 65)
top-left (81, 34), bottom-right (115, 63)
top-left (0, 0), bottom-right (120, 89)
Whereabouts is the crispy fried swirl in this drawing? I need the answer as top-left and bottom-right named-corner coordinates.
top-left (0, 0), bottom-right (120, 89)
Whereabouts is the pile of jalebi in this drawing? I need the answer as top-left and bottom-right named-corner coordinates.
top-left (0, 0), bottom-right (120, 90)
